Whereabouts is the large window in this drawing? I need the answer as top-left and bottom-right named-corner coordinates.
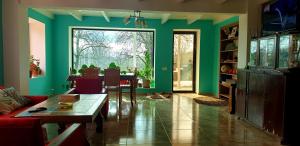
top-left (72, 28), bottom-right (154, 74)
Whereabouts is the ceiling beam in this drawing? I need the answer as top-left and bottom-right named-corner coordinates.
top-left (187, 15), bottom-right (202, 25)
top-left (175, 0), bottom-right (185, 3)
top-left (70, 12), bottom-right (82, 21)
top-left (101, 11), bottom-right (110, 22)
top-left (215, 0), bottom-right (228, 4)
top-left (161, 13), bottom-right (171, 24)
top-left (33, 8), bottom-right (54, 19)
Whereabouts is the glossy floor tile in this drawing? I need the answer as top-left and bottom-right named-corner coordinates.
top-left (45, 93), bottom-right (283, 146)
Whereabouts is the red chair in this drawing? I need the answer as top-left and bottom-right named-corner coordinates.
top-left (67, 77), bottom-right (109, 119)
top-left (104, 68), bottom-right (122, 104)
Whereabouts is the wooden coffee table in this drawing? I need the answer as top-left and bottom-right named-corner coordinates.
top-left (15, 94), bottom-right (108, 133)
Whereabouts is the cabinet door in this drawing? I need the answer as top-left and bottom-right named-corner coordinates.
top-left (236, 70), bottom-right (247, 118)
top-left (264, 72), bottom-right (284, 136)
top-left (248, 72), bottom-right (265, 128)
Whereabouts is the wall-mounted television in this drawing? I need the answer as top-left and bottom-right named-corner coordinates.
top-left (262, 0), bottom-right (300, 36)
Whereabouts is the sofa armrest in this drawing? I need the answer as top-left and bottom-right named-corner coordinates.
top-left (0, 118), bottom-right (45, 146)
top-left (47, 123), bottom-right (89, 146)
top-left (23, 95), bottom-right (48, 104)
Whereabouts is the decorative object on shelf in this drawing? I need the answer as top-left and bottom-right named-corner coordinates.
top-left (222, 27), bottom-right (230, 36)
top-left (225, 43), bottom-right (237, 51)
top-left (221, 65), bottom-right (231, 73)
top-left (228, 26), bottom-right (238, 39)
top-left (124, 10), bottom-right (147, 28)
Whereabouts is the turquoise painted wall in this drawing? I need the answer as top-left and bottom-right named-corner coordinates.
top-left (0, 0), bottom-right (3, 85)
top-left (28, 9), bottom-right (54, 95)
top-left (212, 16), bottom-right (239, 95)
top-left (52, 15), bottom-right (216, 94)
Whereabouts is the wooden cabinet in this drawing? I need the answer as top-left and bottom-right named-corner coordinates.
top-left (219, 23), bottom-right (239, 114)
top-left (236, 70), bottom-right (247, 118)
top-left (237, 68), bottom-right (300, 145)
top-left (248, 71), bottom-right (265, 128)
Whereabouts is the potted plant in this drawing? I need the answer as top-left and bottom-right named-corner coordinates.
top-left (78, 64), bottom-right (88, 75)
top-left (29, 55), bottom-right (42, 77)
top-left (140, 50), bottom-right (153, 88)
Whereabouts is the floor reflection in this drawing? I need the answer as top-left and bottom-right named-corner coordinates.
top-left (47, 93), bottom-right (283, 146)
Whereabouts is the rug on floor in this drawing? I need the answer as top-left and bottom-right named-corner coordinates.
top-left (179, 93), bottom-right (227, 106)
top-left (193, 95), bottom-right (228, 106)
top-left (147, 93), bottom-right (172, 99)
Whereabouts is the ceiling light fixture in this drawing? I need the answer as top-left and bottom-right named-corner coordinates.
top-left (124, 10), bottom-right (147, 28)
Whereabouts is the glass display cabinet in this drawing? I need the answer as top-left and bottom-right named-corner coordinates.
top-left (259, 36), bottom-right (276, 68)
top-left (278, 34), bottom-right (300, 68)
top-left (248, 39), bottom-right (258, 66)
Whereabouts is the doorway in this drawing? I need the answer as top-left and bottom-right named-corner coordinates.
top-left (173, 31), bottom-right (196, 92)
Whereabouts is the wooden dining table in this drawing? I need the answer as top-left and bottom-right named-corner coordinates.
top-left (67, 74), bottom-right (137, 105)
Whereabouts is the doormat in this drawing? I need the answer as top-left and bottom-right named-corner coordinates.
top-left (147, 93), bottom-right (172, 99)
top-left (193, 95), bottom-right (228, 106)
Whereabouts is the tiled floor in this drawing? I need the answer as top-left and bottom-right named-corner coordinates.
top-left (46, 93), bottom-right (283, 146)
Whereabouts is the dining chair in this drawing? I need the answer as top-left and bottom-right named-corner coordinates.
top-left (104, 68), bottom-right (122, 104)
top-left (73, 77), bottom-right (109, 119)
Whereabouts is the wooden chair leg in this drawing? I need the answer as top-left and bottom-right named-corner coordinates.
top-left (119, 88), bottom-right (122, 104)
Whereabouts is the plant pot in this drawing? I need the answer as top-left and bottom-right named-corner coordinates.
top-left (32, 70), bottom-right (38, 77)
top-left (142, 79), bottom-right (150, 88)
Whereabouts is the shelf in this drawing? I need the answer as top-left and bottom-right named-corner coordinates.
top-left (220, 49), bottom-right (238, 52)
top-left (221, 37), bottom-right (238, 42)
top-left (220, 62), bottom-right (237, 64)
top-left (219, 93), bottom-right (230, 98)
top-left (220, 73), bottom-right (237, 76)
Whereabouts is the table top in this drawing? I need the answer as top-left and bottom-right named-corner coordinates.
top-left (15, 94), bottom-right (108, 123)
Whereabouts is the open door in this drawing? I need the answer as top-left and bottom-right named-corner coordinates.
top-left (173, 31), bottom-right (196, 92)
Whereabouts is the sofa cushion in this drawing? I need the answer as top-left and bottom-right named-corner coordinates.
top-left (0, 87), bottom-right (31, 106)
top-left (0, 106), bottom-right (30, 118)
top-left (0, 95), bottom-right (22, 114)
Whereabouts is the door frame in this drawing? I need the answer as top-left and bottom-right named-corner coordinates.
top-left (172, 31), bottom-right (197, 93)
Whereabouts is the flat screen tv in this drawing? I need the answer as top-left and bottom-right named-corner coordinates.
top-left (262, 0), bottom-right (300, 36)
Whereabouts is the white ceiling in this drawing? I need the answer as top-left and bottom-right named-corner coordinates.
top-left (33, 8), bottom-right (238, 24)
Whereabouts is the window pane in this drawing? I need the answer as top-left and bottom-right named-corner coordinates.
top-left (248, 40), bottom-right (258, 66)
top-left (259, 37), bottom-right (276, 67)
top-left (72, 29), bottom-right (154, 76)
top-left (279, 35), bottom-right (290, 68)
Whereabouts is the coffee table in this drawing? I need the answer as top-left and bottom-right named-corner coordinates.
top-left (15, 94), bottom-right (108, 133)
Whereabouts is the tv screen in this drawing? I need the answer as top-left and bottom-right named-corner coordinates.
top-left (262, 0), bottom-right (299, 35)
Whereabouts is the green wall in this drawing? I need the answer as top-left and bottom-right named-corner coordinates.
top-left (52, 15), bottom-right (216, 94)
top-left (0, 0), bottom-right (3, 85)
top-left (28, 9), bottom-right (54, 95)
top-left (212, 16), bottom-right (239, 95)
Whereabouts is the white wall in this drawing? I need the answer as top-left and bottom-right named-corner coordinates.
top-left (29, 18), bottom-right (46, 76)
top-left (3, 0), bottom-right (29, 94)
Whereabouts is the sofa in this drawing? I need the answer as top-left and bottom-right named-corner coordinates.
top-left (0, 87), bottom-right (89, 146)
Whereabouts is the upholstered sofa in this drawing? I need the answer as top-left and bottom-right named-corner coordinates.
top-left (0, 87), bottom-right (89, 146)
